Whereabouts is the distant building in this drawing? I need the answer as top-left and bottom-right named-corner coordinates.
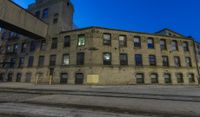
top-left (0, 0), bottom-right (199, 85)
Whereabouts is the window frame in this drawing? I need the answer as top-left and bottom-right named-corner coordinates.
top-left (135, 54), bottom-right (143, 66)
top-left (49, 55), bottom-right (56, 66)
top-left (133, 36), bottom-right (141, 48)
top-left (64, 36), bottom-right (71, 47)
top-left (149, 55), bottom-right (156, 66)
top-left (119, 35), bottom-right (127, 47)
top-left (77, 52), bottom-right (85, 65)
top-left (77, 34), bottom-right (86, 47)
top-left (120, 53), bottom-right (128, 65)
top-left (147, 37), bottom-right (154, 49)
top-left (103, 33), bottom-right (111, 46)
top-left (160, 39), bottom-right (167, 50)
top-left (62, 54), bottom-right (70, 65)
top-left (103, 52), bottom-right (112, 65)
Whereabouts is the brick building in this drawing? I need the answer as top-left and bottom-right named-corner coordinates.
top-left (0, 0), bottom-right (199, 85)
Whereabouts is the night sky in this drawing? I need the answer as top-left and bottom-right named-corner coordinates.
top-left (13, 0), bottom-right (200, 41)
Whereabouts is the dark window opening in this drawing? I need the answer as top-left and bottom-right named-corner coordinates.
top-left (64, 36), bottom-right (70, 47)
top-left (77, 53), bottom-right (85, 65)
top-left (75, 73), bottom-right (84, 85)
top-left (16, 73), bottom-right (22, 82)
top-left (38, 56), bottom-right (45, 67)
top-left (120, 53), bottom-right (128, 65)
top-left (135, 54), bottom-right (143, 66)
top-left (51, 38), bottom-right (58, 49)
top-left (136, 73), bottom-right (144, 84)
top-left (149, 55), bottom-right (156, 66)
top-left (60, 73), bottom-right (68, 84)
top-left (49, 55), bottom-right (56, 66)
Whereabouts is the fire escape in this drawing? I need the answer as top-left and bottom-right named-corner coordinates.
top-left (0, 31), bottom-right (19, 81)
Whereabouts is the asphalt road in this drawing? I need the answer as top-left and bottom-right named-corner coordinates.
top-left (0, 103), bottom-right (153, 117)
top-left (1, 83), bottom-right (200, 117)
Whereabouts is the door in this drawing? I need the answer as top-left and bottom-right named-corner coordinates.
top-left (16, 73), bottom-right (21, 82)
top-left (75, 73), bottom-right (84, 85)
top-left (7, 73), bottom-right (13, 82)
top-left (0, 73), bottom-right (5, 82)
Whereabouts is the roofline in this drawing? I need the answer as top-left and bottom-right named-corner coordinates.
top-left (60, 26), bottom-right (194, 40)
top-left (155, 28), bottom-right (186, 37)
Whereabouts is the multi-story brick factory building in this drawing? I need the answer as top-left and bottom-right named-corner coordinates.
top-left (0, 0), bottom-right (199, 85)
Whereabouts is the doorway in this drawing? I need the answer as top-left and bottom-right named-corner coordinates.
top-left (75, 73), bottom-right (84, 85)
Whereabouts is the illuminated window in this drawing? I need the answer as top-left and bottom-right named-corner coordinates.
top-left (78, 35), bottom-right (86, 46)
top-left (103, 52), bottom-right (111, 65)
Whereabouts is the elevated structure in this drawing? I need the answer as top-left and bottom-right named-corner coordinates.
top-left (0, 0), bottom-right (48, 39)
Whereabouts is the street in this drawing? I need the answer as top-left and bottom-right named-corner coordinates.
top-left (0, 83), bottom-right (200, 117)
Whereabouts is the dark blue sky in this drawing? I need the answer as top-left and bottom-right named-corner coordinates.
top-left (13, 0), bottom-right (200, 41)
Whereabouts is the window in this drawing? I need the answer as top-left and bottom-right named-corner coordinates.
top-left (6, 45), bottom-right (12, 53)
top-left (53, 13), bottom-right (59, 24)
top-left (60, 73), bottom-right (68, 84)
top-left (188, 73), bottom-right (195, 83)
top-left (133, 36), bottom-right (141, 48)
top-left (28, 56), bottom-right (34, 67)
top-left (135, 54), bottom-right (143, 66)
top-left (164, 73), bottom-right (171, 84)
top-left (160, 39), bottom-right (167, 50)
top-left (18, 57), bottom-right (24, 68)
top-left (174, 56), bottom-right (181, 67)
top-left (185, 57), bottom-right (192, 67)
top-left (21, 42), bottom-right (27, 53)
top-left (103, 52), bottom-right (112, 65)
top-left (25, 73), bottom-right (32, 83)
top-left (13, 44), bottom-right (18, 53)
top-left (7, 73), bottom-right (13, 82)
top-left (16, 73), bottom-right (22, 82)
top-left (42, 8), bottom-right (48, 18)
top-left (162, 56), bottom-right (169, 67)
top-left (51, 38), bottom-right (58, 49)
top-left (103, 33), bottom-right (111, 45)
top-left (119, 35), bottom-right (127, 47)
top-left (78, 34), bottom-right (86, 46)
top-left (49, 55), bottom-right (56, 66)
top-left (149, 55), bottom-right (156, 66)
top-left (120, 53), bottom-right (128, 65)
top-left (176, 73), bottom-right (184, 83)
top-left (183, 41), bottom-right (189, 52)
top-left (10, 58), bottom-right (16, 68)
top-left (77, 52), bottom-right (85, 65)
top-left (30, 41), bottom-right (36, 52)
top-left (0, 73), bottom-right (5, 81)
top-left (136, 73), bottom-right (144, 84)
top-left (62, 54), bottom-right (70, 65)
top-left (38, 56), bottom-right (45, 67)
top-left (53, 18), bottom-right (58, 24)
top-left (172, 40), bottom-right (178, 51)
top-left (40, 40), bottom-right (46, 50)
top-left (35, 10), bottom-right (40, 18)
top-left (64, 36), bottom-right (70, 47)
top-left (75, 73), bottom-right (84, 85)
top-left (151, 73), bottom-right (158, 84)
top-left (147, 38), bottom-right (154, 49)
